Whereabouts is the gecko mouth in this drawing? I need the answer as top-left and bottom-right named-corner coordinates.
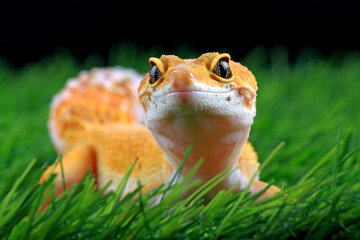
top-left (152, 89), bottom-right (232, 98)
top-left (153, 88), bottom-right (255, 107)
top-left (163, 90), bottom-right (232, 95)
top-left (146, 88), bottom-right (256, 119)
top-left (154, 86), bottom-right (254, 98)
top-left (162, 90), bottom-right (231, 103)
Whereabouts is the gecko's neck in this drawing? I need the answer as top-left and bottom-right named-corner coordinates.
top-left (146, 112), bottom-right (251, 181)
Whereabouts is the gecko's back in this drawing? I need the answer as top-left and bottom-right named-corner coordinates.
top-left (42, 67), bottom-right (171, 194)
top-left (48, 67), bottom-right (144, 153)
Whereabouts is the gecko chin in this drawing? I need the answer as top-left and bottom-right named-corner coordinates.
top-left (143, 90), bottom-right (256, 133)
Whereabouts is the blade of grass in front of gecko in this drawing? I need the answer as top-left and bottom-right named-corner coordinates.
top-left (103, 157), bottom-right (139, 214)
top-left (160, 146), bottom-right (195, 201)
top-left (215, 141), bottom-right (285, 238)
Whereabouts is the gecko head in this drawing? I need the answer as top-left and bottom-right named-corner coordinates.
top-left (138, 52), bottom-right (258, 128)
top-left (138, 52), bottom-right (258, 173)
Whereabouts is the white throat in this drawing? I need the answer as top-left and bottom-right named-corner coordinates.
top-left (143, 90), bottom-right (256, 181)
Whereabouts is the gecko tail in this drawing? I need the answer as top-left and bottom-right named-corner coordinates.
top-left (48, 67), bottom-right (145, 154)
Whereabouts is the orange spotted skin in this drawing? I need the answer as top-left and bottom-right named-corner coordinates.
top-left (138, 53), bottom-right (257, 111)
top-left (92, 124), bottom-right (172, 192)
top-left (41, 67), bottom-right (171, 194)
top-left (41, 54), bottom-right (280, 203)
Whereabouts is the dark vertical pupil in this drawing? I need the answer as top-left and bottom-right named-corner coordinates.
top-left (150, 65), bottom-right (162, 84)
top-left (214, 60), bottom-right (231, 79)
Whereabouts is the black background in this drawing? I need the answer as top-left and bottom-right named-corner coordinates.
top-left (1, 0), bottom-right (359, 66)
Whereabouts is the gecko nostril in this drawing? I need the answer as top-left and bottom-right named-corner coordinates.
top-left (170, 71), bottom-right (196, 91)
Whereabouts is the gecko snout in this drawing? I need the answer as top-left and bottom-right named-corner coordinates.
top-left (169, 66), bottom-right (197, 92)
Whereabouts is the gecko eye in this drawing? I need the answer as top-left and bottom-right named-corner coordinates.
top-left (213, 59), bottom-right (231, 79)
top-left (149, 64), bottom-right (162, 84)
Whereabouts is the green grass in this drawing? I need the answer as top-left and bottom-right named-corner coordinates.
top-left (0, 44), bottom-right (360, 239)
